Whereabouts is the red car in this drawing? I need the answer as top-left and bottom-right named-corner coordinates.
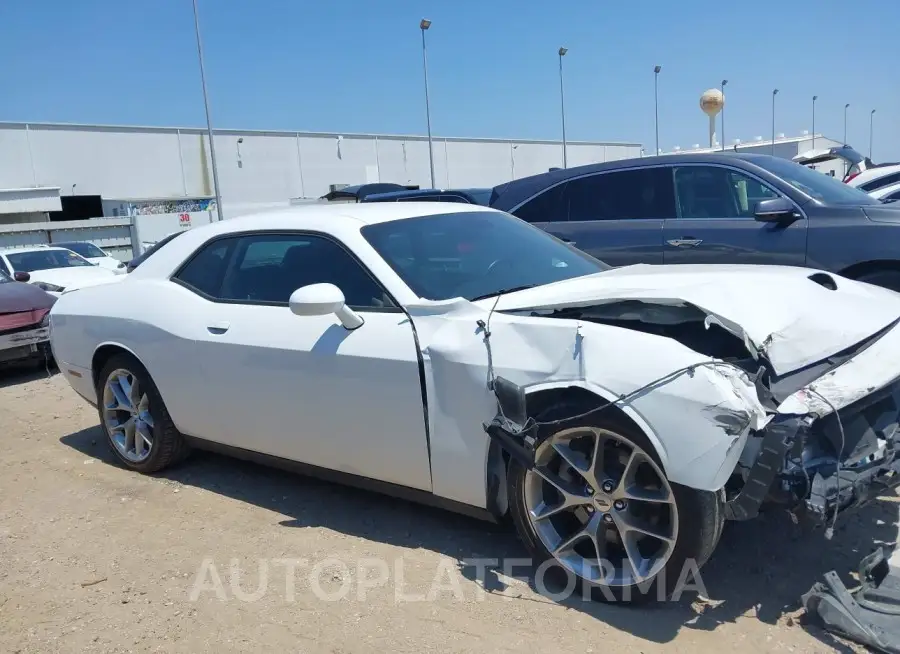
top-left (0, 269), bottom-right (55, 368)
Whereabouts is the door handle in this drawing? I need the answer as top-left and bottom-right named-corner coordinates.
top-left (206, 321), bottom-right (230, 334)
top-left (666, 238), bottom-right (703, 248)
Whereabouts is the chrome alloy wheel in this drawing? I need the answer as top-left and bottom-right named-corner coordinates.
top-left (523, 427), bottom-right (678, 587)
top-left (102, 368), bottom-right (154, 463)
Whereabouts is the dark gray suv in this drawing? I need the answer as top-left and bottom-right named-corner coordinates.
top-left (490, 153), bottom-right (900, 291)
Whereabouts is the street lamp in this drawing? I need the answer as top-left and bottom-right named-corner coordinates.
top-left (720, 79), bottom-right (728, 151)
top-left (844, 103), bottom-right (850, 145)
top-left (558, 47), bottom-right (568, 168)
top-left (812, 95), bottom-right (817, 149)
top-left (870, 109), bottom-right (876, 159)
top-left (419, 19), bottom-right (436, 188)
top-left (844, 103), bottom-right (851, 178)
top-left (191, 0), bottom-right (224, 222)
top-left (654, 66), bottom-right (661, 155)
top-left (771, 89), bottom-right (779, 155)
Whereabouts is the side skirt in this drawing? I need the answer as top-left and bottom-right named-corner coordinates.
top-left (182, 436), bottom-right (498, 524)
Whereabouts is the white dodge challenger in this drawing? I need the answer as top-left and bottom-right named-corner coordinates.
top-left (49, 202), bottom-right (900, 602)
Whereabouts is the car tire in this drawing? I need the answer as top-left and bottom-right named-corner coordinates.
top-left (96, 353), bottom-right (189, 473)
top-left (507, 402), bottom-right (723, 605)
top-left (855, 269), bottom-right (900, 293)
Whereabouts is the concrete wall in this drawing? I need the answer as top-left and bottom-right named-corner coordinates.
top-left (0, 122), bottom-right (642, 215)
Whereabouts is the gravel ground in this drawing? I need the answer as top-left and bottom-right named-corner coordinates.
top-left (0, 365), bottom-right (896, 653)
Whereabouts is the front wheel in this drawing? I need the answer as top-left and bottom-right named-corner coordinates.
top-left (507, 409), bottom-right (723, 604)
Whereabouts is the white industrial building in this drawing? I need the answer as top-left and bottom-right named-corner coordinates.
top-left (662, 132), bottom-right (847, 176)
top-left (0, 121), bottom-right (642, 224)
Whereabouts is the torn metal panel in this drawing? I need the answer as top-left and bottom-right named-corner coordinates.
top-left (778, 316), bottom-right (900, 417)
top-left (406, 297), bottom-right (770, 507)
top-left (483, 263), bottom-right (900, 376)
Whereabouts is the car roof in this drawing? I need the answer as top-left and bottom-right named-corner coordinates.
top-left (0, 246), bottom-right (70, 256)
top-left (489, 152), bottom-right (774, 209)
top-left (126, 202), bottom-right (505, 280)
top-left (362, 187), bottom-right (491, 201)
top-left (871, 180), bottom-right (900, 199)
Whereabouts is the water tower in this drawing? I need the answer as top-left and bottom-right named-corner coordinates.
top-left (700, 88), bottom-right (725, 148)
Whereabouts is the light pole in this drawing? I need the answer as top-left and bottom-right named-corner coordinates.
top-left (653, 66), bottom-right (661, 155)
top-left (720, 79), bottom-right (728, 151)
top-left (191, 0), bottom-right (224, 222)
top-left (419, 19), bottom-right (436, 188)
top-left (771, 89), bottom-right (779, 155)
top-left (558, 47), bottom-right (568, 168)
top-left (870, 109), bottom-right (876, 159)
top-left (844, 103), bottom-right (850, 144)
top-left (812, 95), bottom-right (817, 149)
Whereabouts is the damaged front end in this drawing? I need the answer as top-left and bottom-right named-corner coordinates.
top-left (730, 381), bottom-right (900, 529)
top-left (528, 300), bottom-right (900, 530)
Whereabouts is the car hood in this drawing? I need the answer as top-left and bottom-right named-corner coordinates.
top-left (89, 257), bottom-right (126, 273)
top-left (28, 266), bottom-right (123, 290)
top-left (0, 281), bottom-right (55, 313)
top-left (484, 264), bottom-right (900, 376)
top-left (863, 205), bottom-right (900, 224)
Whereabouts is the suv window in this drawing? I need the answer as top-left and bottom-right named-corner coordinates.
top-left (566, 168), bottom-right (676, 221)
top-left (178, 233), bottom-right (394, 308)
top-left (512, 182), bottom-right (569, 223)
top-left (674, 166), bottom-right (778, 218)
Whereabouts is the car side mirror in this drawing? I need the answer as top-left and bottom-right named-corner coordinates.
top-left (289, 283), bottom-right (364, 330)
top-left (754, 197), bottom-right (798, 223)
top-left (13, 271), bottom-right (30, 283)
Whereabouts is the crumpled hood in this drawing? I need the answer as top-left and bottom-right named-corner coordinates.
top-left (29, 266), bottom-right (123, 291)
top-left (484, 264), bottom-right (900, 375)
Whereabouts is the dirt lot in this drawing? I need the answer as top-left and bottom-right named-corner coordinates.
top-left (0, 366), bottom-right (896, 653)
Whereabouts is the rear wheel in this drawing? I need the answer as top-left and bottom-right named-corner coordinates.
top-left (507, 406), bottom-right (723, 604)
top-left (97, 353), bottom-right (188, 473)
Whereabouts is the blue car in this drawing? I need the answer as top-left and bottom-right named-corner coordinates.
top-left (489, 153), bottom-right (900, 291)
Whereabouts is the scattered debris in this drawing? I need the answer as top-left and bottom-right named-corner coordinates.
top-left (79, 577), bottom-right (107, 587)
top-left (802, 547), bottom-right (900, 653)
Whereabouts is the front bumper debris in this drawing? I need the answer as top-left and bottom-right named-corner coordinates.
top-left (728, 373), bottom-right (900, 525)
top-left (802, 547), bottom-right (900, 654)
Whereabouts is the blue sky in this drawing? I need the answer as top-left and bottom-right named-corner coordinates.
top-left (1, 0), bottom-right (897, 159)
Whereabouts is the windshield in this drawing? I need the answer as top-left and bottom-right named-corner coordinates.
top-left (55, 241), bottom-right (105, 258)
top-left (361, 211), bottom-right (609, 301)
top-left (130, 231), bottom-right (185, 269)
top-left (6, 249), bottom-right (95, 272)
top-left (0, 269), bottom-right (9, 283)
top-left (752, 157), bottom-right (879, 206)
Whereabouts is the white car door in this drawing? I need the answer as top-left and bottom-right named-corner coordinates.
top-left (173, 231), bottom-right (433, 492)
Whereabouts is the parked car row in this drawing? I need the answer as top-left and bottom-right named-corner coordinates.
top-left (47, 199), bottom-right (900, 604)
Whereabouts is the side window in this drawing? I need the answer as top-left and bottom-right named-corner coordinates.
top-left (217, 234), bottom-right (393, 309)
top-left (172, 239), bottom-right (233, 296)
top-left (566, 168), bottom-right (676, 221)
top-left (861, 171), bottom-right (900, 192)
top-left (674, 166), bottom-right (778, 219)
top-left (511, 182), bottom-right (569, 223)
top-left (0, 258), bottom-right (9, 276)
